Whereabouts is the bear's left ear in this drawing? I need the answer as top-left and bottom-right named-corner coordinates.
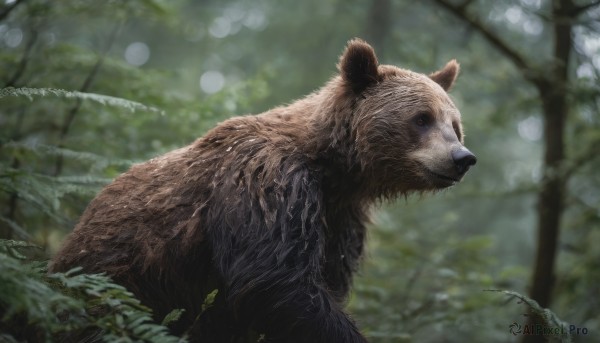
top-left (429, 60), bottom-right (460, 92)
top-left (338, 38), bottom-right (379, 93)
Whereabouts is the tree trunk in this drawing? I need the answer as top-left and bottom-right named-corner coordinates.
top-left (523, 1), bottom-right (572, 342)
top-left (429, 0), bottom-right (592, 340)
top-left (365, 0), bottom-right (391, 57)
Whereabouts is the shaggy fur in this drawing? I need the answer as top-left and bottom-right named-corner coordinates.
top-left (50, 39), bottom-right (474, 342)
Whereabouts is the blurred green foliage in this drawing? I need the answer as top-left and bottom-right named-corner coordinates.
top-left (0, 0), bottom-right (598, 342)
top-left (0, 239), bottom-right (185, 342)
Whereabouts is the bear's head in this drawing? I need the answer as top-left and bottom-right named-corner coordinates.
top-left (338, 38), bottom-right (476, 195)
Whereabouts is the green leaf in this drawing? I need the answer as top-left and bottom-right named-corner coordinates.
top-left (161, 308), bottom-right (185, 326)
top-left (201, 289), bottom-right (219, 312)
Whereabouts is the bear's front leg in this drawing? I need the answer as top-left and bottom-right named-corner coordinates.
top-left (205, 167), bottom-right (368, 343)
top-left (213, 231), bottom-right (368, 343)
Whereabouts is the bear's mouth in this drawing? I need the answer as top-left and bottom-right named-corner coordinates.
top-left (425, 169), bottom-right (459, 187)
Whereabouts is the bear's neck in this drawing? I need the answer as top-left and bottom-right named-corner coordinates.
top-left (261, 76), bottom-right (394, 205)
top-left (290, 77), bottom-right (380, 206)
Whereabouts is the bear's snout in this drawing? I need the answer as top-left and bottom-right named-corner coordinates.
top-left (451, 146), bottom-right (477, 175)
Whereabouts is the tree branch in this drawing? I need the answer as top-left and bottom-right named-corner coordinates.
top-left (0, 0), bottom-right (26, 22)
top-left (5, 28), bottom-right (38, 87)
top-left (431, 0), bottom-right (540, 84)
top-left (457, 0), bottom-right (476, 11)
top-left (570, 0), bottom-right (600, 16)
top-left (53, 20), bottom-right (124, 177)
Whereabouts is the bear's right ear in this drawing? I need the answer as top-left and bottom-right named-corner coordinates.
top-left (338, 38), bottom-right (379, 93)
top-left (429, 60), bottom-right (460, 92)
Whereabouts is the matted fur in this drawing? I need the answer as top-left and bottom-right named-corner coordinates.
top-left (50, 38), bottom-right (470, 343)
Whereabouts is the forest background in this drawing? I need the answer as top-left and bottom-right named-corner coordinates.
top-left (0, 0), bottom-right (599, 342)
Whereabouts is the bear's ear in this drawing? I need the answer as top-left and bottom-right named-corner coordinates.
top-left (429, 59), bottom-right (460, 91)
top-left (338, 38), bottom-right (379, 93)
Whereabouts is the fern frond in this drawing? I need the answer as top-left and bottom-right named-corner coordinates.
top-left (0, 174), bottom-right (67, 223)
top-left (2, 141), bottom-right (134, 171)
top-left (0, 239), bottom-right (40, 259)
top-left (0, 246), bottom-right (186, 343)
top-left (49, 271), bottom-right (186, 343)
top-left (485, 289), bottom-right (572, 343)
top-left (0, 252), bottom-right (86, 342)
top-left (0, 216), bottom-right (32, 241)
top-left (0, 168), bottom-right (110, 230)
top-left (0, 87), bottom-right (164, 114)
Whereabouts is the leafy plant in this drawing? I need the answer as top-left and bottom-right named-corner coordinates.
top-left (0, 239), bottom-right (186, 343)
top-left (486, 289), bottom-right (572, 343)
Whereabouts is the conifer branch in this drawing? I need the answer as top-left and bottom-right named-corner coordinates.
top-left (431, 0), bottom-right (541, 84)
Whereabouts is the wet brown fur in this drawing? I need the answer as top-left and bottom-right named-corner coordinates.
top-left (50, 39), bottom-right (466, 342)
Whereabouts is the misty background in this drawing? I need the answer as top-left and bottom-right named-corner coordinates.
top-left (1, 0), bottom-right (599, 342)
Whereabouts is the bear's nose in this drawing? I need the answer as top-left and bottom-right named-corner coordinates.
top-left (452, 147), bottom-right (477, 175)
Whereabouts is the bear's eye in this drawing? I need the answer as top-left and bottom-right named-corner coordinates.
top-left (414, 112), bottom-right (433, 128)
top-left (452, 121), bottom-right (462, 140)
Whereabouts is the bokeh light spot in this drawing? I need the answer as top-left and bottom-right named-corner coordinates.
top-left (124, 42), bottom-right (150, 67)
top-left (4, 28), bottom-right (23, 48)
top-left (518, 116), bottom-right (542, 141)
top-left (209, 17), bottom-right (231, 39)
top-left (200, 71), bottom-right (225, 94)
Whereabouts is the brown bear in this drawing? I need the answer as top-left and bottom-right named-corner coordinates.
top-left (49, 38), bottom-right (475, 342)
